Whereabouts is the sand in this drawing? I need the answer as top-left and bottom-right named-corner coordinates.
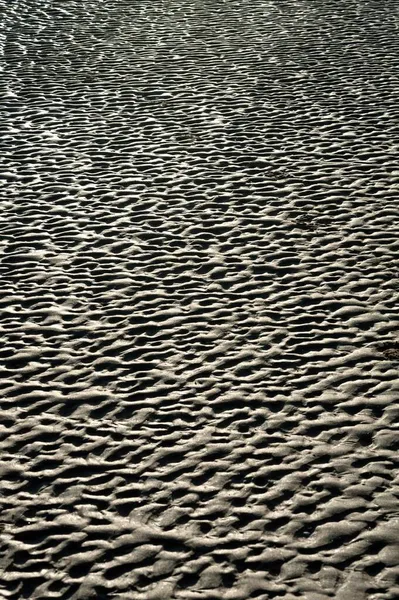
top-left (0, 0), bottom-right (398, 598)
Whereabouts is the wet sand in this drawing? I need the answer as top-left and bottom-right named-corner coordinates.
top-left (0, 1), bottom-right (398, 598)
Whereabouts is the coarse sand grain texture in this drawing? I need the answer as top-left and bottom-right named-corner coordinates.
top-left (0, 1), bottom-right (399, 599)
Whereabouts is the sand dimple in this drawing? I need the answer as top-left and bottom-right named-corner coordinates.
top-left (1, 0), bottom-right (399, 599)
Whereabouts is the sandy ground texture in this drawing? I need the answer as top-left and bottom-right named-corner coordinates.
top-left (1, 0), bottom-right (399, 598)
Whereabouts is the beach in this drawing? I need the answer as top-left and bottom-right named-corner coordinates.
top-left (0, 1), bottom-right (398, 598)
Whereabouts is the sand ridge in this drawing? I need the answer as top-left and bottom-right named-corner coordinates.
top-left (0, 0), bottom-right (399, 598)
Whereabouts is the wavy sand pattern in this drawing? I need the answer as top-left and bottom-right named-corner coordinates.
top-left (1, 1), bottom-right (399, 598)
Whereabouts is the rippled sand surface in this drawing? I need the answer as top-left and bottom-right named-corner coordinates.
top-left (1, 1), bottom-right (399, 598)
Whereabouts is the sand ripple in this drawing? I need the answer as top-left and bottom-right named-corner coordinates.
top-left (0, 1), bottom-right (398, 598)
